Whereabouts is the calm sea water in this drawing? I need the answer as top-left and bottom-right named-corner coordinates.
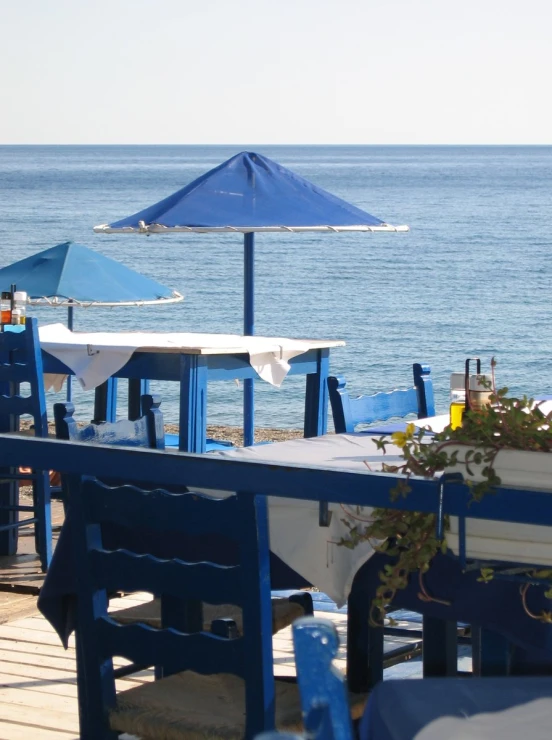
top-left (0, 145), bottom-right (551, 427)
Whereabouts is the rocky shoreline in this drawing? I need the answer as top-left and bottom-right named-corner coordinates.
top-left (167, 423), bottom-right (305, 447)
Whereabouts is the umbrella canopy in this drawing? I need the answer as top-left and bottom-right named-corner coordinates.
top-left (0, 241), bottom-right (183, 307)
top-left (0, 242), bottom-right (183, 402)
top-left (94, 150), bottom-right (408, 234)
top-left (93, 151), bottom-right (407, 447)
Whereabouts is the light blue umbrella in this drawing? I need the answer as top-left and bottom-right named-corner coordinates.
top-left (0, 241), bottom-right (183, 399)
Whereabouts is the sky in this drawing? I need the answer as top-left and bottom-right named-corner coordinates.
top-left (1, 0), bottom-right (551, 145)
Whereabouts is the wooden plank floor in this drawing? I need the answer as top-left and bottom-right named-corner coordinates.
top-left (0, 589), bottom-right (434, 739)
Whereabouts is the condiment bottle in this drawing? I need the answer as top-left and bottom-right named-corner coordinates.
top-left (449, 372), bottom-right (466, 429)
top-left (468, 374), bottom-right (493, 411)
top-left (12, 291), bottom-right (27, 325)
top-left (1, 292), bottom-right (12, 326)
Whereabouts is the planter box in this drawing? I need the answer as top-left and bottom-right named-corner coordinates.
top-left (441, 445), bottom-right (552, 565)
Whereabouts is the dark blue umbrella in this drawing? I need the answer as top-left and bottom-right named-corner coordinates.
top-left (93, 151), bottom-right (407, 444)
top-left (0, 241), bottom-right (183, 399)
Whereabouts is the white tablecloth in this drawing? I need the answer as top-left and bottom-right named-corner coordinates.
top-left (415, 698), bottom-right (552, 740)
top-left (210, 433), bottom-right (405, 605)
top-left (39, 323), bottom-right (342, 391)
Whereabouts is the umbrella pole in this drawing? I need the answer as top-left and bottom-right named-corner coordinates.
top-left (66, 303), bottom-right (74, 402)
top-left (243, 232), bottom-right (255, 446)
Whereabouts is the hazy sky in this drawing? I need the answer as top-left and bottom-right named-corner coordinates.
top-left (2, 0), bottom-right (551, 145)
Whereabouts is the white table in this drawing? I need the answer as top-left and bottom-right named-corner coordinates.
top-left (208, 415), bottom-right (462, 604)
top-left (38, 323), bottom-right (345, 451)
top-left (211, 432), bottom-right (406, 605)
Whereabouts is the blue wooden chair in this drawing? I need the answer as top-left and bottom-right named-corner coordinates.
top-left (328, 365), bottom-right (460, 690)
top-left (328, 363), bottom-right (435, 434)
top-left (54, 395), bottom-right (310, 640)
top-left (0, 318), bottom-right (52, 571)
top-left (65, 468), bottom-right (305, 740)
top-left (257, 617), bottom-right (354, 740)
top-left (54, 393), bottom-right (165, 451)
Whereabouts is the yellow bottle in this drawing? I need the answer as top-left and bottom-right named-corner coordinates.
top-left (449, 373), bottom-right (466, 429)
top-left (450, 398), bottom-right (466, 429)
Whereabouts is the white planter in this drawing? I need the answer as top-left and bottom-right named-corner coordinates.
top-left (440, 445), bottom-right (552, 565)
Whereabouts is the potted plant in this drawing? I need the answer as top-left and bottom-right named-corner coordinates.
top-left (341, 359), bottom-right (552, 624)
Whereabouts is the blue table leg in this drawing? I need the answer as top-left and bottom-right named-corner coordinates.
top-left (179, 355), bottom-right (208, 453)
top-left (304, 349), bottom-right (331, 525)
top-left (472, 626), bottom-right (511, 676)
top-left (422, 616), bottom-right (458, 676)
top-left (128, 379), bottom-right (150, 421)
top-left (304, 349), bottom-right (330, 438)
top-left (93, 378), bottom-right (118, 423)
top-left (347, 586), bottom-right (384, 691)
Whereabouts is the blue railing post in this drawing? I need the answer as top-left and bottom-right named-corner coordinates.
top-left (243, 232), bottom-right (255, 447)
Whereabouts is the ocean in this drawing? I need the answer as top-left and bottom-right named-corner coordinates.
top-left (0, 145), bottom-right (551, 428)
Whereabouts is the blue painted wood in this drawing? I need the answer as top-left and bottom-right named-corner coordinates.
top-left (42, 347), bottom-right (323, 383)
top-left (0, 319), bottom-right (52, 569)
top-left (54, 393), bottom-right (165, 451)
top-left (90, 549), bottom-right (242, 603)
top-left (293, 618), bottom-right (354, 740)
top-left (95, 616), bottom-right (244, 676)
top-left (244, 376), bottom-right (255, 447)
top-left (87, 484), bottom-right (238, 535)
top-left (305, 350), bottom-right (332, 525)
top-left (413, 363), bottom-right (435, 418)
top-left (304, 349), bottom-right (330, 438)
top-left (6, 435), bottom-right (552, 527)
top-left (422, 616), bottom-right (458, 677)
top-left (6, 436), bottom-right (552, 686)
top-left (127, 378), bottom-right (150, 420)
top-left (244, 230), bottom-right (256, 448)
top-left (41, 346), bottom-right (332, 452)
top-left (54, 393), bottom-right (164, 520)
top-left (179, 354), bottom-right (208, 453)
top-left (92, 377), bottom-right (118, 423)
top-left (328, 363), bottom-right (434, 434)
top-left (64, 459), bottom-right (276, 739)
top-left (472, 626), bottom-right (512, 676)
top-left (164, 432), bottom-right (234, 451)
top-left (329, 363), bottom-right (439, 691)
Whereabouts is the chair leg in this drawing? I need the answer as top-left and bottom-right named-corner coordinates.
top-left (33, 470), bottom-right (52, 572)
top-left (472, 626), bottom-right (511, 676)
top-left (422, 616), bottom-right (457, 677)
top-left (76, 631), bottom-right (118, 740)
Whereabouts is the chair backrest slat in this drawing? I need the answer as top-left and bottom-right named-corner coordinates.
top-left (329, 363), bottom-right (435, 434)
top-left (87, 479), bottom-right (238, 536)
top-left (0, 363), bottom-right (35, 383)
top-left (96, 617), bottom-right (245, 677)
top-left (90, 549), bottom-right (242, 605)
top-left (349, 386), bottom-right (418, 426)
top-left (0, 393), bottom-right (40, 418)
